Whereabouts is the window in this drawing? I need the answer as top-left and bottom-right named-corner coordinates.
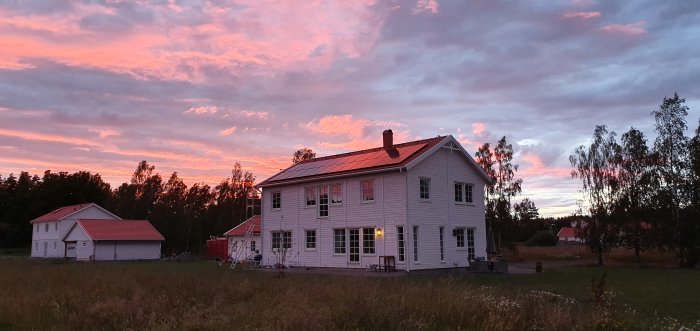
top-left (318, 186), bottom-right (329, 217)
top-left (55, 223), bottom-right (58, 231)
top-left (361, 180), bottom-right (374, 202)
top-left (305, 187), bottom-right (316, 207)
top-left (362, 228), bottom-right (375, 254)
top-left (271, 231), bottom-right (292, 249)
top-left (467, 228), bottom-right (476, 260)
top-left (82, 241), bottom-right (87, 247)
top-left (334, 229), bottom-right (346, 254)
top-left (306, 230), bottom-right (316, 249)
top-left (272, 192), bottom-right (281, 209)
top-left (397, 226), bottom-right (405, 262)
top-left (419, 178), bottom-right (431, 199)
top-left (330, 183), bottom-right (342, 205)
top-left (45, 224), bottom-right (49, 232)
top-left (439, 226), bottom-right (445, 261)
top-left (36, 224), bottom-right (39, 232)
top-left (454, 183), bottom-right (474, 204)
top-left (250, 241), bottom-right (256, 252)
top-left (455, 228), bottom-right (465, 248)
top-left (349, 229), bottom-right (360, 262)
top-left (412, 226), bottom-right (419, 262)
top-left (54, 241), bottom-right (57, 250)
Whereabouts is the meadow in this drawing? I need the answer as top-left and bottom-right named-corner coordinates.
top-left (0, 258), bottom-right (698, 330)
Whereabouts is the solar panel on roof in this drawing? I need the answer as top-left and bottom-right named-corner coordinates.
top-left (267, 143), bottom-right (428, 182)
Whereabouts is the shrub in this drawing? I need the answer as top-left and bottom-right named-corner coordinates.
top-left (525, 231), bottom-right (558, 247)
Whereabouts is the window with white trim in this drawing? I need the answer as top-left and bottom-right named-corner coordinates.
top-left (361, 180), bottom-right (374, 202)
top-left (250, 241), bottom-right (256, 252)
top-left (455, 228), bottom-right (465, 248)
top-left (419, 178), bottom-right (431, 200)
top-left (334, 229), bottom-right (346, 254)
top-left (439, 226), bottom-right (445, 261)
top-left (306, 230), bottom-right (316, 249)
top-left (82, 241), bottom-right (87, 247)
top-left (272, 192), bottom-right (281, 209)
top-left (349, 229), bottom-right (360, 262)
top-left (454, 183), bottom-right (474, 204)
top-left (467, 228), bottom-right (476, 260)
top-left (305, 187), bottom-right (316, 207)
top-left (55, 222), bottom-right (58, 231)
top-left (271, 231), bottom-right (291, 249)
top-left (318, 186), bottom-right (329, 217)
top-left (36, 224), bottom-right (39, 232)
top-left (330, 183), bottom-right (342, 205)
top-left (397, 226), bottom-right (405, 262)
top-left (412, 226), bottom-right (419, 262)
top-left (45, 224), bottom-right (49, 232)
top-left (362, 228), bottom-right (375, 254)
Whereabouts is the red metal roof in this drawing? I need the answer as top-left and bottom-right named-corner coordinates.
top-left (257, 136), bottom-right (446, 187)
top-left (76, 219), bottom-right (165, 241)
top-left (557, 227), bottom-right (578, 238)
top-left (30, 203), bottom-right (94, 224)
top-left (224, 215), bottom-right (261, 237)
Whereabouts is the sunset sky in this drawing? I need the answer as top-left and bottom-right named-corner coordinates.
top-left (1, 1), bottom-right (699, 217)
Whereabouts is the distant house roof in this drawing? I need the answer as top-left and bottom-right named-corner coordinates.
top-left (557, 227), bottom-right (578, 238)
top-left (69, 220), bottom-right (165, 241)
top-left (30, 203), bottom-right (121, 224)
top-left (224, 215), bottom-right (261, 237)
top-left (257, 135), bottom-right (491, 187)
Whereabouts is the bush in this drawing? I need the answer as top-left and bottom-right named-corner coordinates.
top-left (525, 231), bottom-right (558, 247)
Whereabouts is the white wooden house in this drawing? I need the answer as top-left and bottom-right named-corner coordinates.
top-left (62, 219), bottom-right (164, 261)
top-left (224, 215), bottom-right (261, 260)
top-left (256, 130), bottom-right (491, 271)
top-left (30, 203), bottom-right (121, 258)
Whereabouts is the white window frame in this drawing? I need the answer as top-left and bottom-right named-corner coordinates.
top-left (362, 227), bottom-right (375, 255)
top-left (397, 226), bottom-right (405, 262)
top-left (330, 183), bottom-right (342, 205)
top-left (45, 224), bottom-right (49, 232)
top-left (272, 191), bottom-right (281, 210)
top-left (82, 241), bottom-right (87, 247)
top-left (419, 177), bottom-right (431, 200)
top-left (455, 227), bottom-right (466, 248)
top-left (454, 182), bottom-right (474, 204)
top-left (250, 240), bottom-right (256, 252)
top-left (412, 226), bottom-right (419, 263)
top-left (333, 229), bottom-right (346, 254)
top-left (305, 230), bottom-right (317, 250)
top-left (318, 185), bottom-right (329, 218)
top-left (348, 228), bottom-right (360, 263)
top-left (271, 231), bottom-right (292, 249)
top-left (305, 187), bottom-right (316, 207)
top-left (361, 180), bottom-right (375, 203)
top-left (439, 226), bottom-right (445, 262)
top-left (467, 228), bottom-right (476, 260)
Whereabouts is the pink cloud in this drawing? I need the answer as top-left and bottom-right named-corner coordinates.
top-left (0, 128), bottom-right (98, 147)
top-left (471, 122), bottom-right (486, 136)
top-left (413, 0), bottom-right (439, 14)
top-left (89, 128), bottom-right (120, 139)
top-left (562, 11), bottom-right (601, 20)
top-left (219, 127), bottom-right (237, 136)
top-left (303, 114), bottom-right (411, 151)
top-left (598, 21), bottom-right (647, 35)
top-left (237, 110), bottom-right (270, 120)
top-left (185, 106), bottom-right (218, 115)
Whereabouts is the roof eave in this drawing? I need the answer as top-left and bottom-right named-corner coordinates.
top-left (256, 166), bottom-right (402, 189)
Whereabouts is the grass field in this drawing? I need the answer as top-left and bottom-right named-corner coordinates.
top-left (0, 259), bottom-right (698, 330)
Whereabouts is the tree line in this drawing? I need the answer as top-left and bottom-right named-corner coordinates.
top-left (571, 93), bottom-right (700, 267)
top-left (0, 161), bottom-right (258, 254)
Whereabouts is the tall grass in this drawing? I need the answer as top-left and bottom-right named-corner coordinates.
top-left (0, 260), bottom-right (697, 330)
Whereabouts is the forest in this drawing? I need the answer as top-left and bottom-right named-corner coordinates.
top-left (0, 161), bottom-right (258, 255)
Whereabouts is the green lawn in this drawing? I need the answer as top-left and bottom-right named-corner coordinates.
top-left (0, 260), bottom-right (697, 330)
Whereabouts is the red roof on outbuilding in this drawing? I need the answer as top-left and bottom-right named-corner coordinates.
top-left (31, 203), bottom-right (94, 224)
top-left (557, 227), bottom-right (578, 238)
top-left (224, 215), bottom-right (261, 237)
top-left (76, 219), bottom-right (165, 241)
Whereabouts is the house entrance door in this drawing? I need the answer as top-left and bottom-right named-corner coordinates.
top-left (66, 242), bottom-right (77, 259)
top-left (348, 229), bottom-right (360, 263)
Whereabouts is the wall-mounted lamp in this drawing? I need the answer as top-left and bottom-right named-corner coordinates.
top-left (375, 228), bottom-right (384, 237)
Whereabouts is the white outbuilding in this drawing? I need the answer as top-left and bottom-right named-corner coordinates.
top-left (62, 219), bottom-right (165, 261)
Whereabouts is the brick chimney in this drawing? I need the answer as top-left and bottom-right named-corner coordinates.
top-left (383, 129), bottom-right (393, 149)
